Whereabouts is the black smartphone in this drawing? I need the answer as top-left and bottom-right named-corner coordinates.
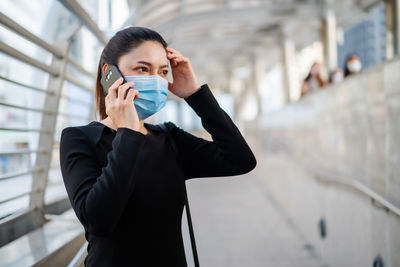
top-left (100, 64), bottom-right (126, 96)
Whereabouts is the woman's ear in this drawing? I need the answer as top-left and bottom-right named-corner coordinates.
top-left (102, 63), bottom-right (108, 74)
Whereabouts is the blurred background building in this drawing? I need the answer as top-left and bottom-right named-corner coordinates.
top-left (0, 0), bottom-right (399, 266)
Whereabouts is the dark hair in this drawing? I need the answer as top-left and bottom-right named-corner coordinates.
top-left (344, 53), bottom-right (361, 77)
top-left (95, 27), bottom-right (168, 120)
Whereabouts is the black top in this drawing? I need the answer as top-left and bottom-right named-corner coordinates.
top-left (59, 84), bottom-right (257, 267)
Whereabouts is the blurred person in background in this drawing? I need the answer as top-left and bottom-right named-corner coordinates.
top-left (329, 68), bottom-right (344, 84)
top-left (300, 62), bottom-right (327, 97)
top-left (344, 54), bottom-right (363, 77)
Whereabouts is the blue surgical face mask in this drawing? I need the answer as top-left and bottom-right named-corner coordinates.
top-left (124, 75), bottom-right (168, 120)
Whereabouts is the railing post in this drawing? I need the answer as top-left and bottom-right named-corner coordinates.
top-left (29, 40), bottom-right (71, 225)
top-left (394, 0), bottom-right (400, 55)
top-left (386, 0), bottom-right (400, 58)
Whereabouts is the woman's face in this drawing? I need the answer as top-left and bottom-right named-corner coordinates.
top-left (117, 41), bottom-right (169, 79)
top-left (346, 55), bottom-right (362, 73)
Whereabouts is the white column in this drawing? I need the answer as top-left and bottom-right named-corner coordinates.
top-left (322, 9), bottom-right (338, 72)
top-left (280, 27), bottom-right (296, 104)
top-left (228, 67), bottom-right (243, 122)
top-left (250, 49), bottom-right (263, 117)
top-left (227, 68), bottom-right (237, 121)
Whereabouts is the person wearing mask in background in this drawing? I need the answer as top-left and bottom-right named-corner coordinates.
top-left (344, 54), bottom-right (362, 77)
top-left (300, 62), bottom-right (327, 97)
top-left (329, 68), bottom-right (344, 84)
top-left (59, 27), bottom-right (257, 267)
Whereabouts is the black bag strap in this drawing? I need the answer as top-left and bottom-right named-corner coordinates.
top-left (158, 123), bottom-right (200, 267)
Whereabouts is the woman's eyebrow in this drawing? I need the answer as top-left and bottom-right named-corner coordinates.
top-left (136, 61), bottom-right (169, 68)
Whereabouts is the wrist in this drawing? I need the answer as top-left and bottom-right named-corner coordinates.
top-left (184, 85), bottom-right (201, 98)
top-left (184, 84), bottom-right (208, 100)
top-left (116, 123), bottom-right (139, 132)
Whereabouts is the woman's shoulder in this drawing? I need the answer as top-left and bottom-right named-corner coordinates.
top-left (61, 121), bottom-right (97, 136)
top-left (61, 121), bottom-right (105, 147)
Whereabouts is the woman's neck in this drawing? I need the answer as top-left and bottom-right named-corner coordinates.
top-left (99, 117), bottom-right (149, 135)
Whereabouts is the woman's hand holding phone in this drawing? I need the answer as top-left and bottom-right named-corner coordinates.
top-left (105, 77), bottom-right (140, 131)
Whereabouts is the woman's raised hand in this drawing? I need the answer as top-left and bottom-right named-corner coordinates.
top-left (105, 77), bottom-right (140, 131)
top-left (166, 47), bottom-right (201, 99)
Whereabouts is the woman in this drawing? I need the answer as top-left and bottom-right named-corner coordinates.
top-left (329, 68), bottom-right (344, 84)
top-left (300, 62), bottom-right (327, 97)
top-left (59, 27), bottom-right (256, 267)
top-left (344, 54), bottom-right (362, 77)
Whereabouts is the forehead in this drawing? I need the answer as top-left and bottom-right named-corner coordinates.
top-left (348, 55), bottom-right (359, 60)
top-left (118, 41), bottom-right (168, 65)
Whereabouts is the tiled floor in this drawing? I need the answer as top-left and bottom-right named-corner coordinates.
top-left (182, 167), bottom-right (327, 267)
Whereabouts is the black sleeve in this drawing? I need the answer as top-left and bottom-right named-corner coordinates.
top-left (168, 84), bottom-right (257, 179)
top-left (59, 127), bottom-right (146, 236)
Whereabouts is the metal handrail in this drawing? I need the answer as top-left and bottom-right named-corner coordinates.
top-left (0, 0), bottom-right (101, 244)
top-left (0, 12), bottom-right (95, 78)
top-left (0, 41), bottom-right (59, 76)
top-left (67, 241), bottom-right (88, 267)
top-left (0, 96), bottom-right (91, 119)
top-left (0, 12), bottom-right (64, 58)
top-left (0, 75), bottom-right (52, 95)
top-left (64, 73), bottom-right (93, 92)
top-left (0, 166), bottom-right (44, 181)
top-left (62, 95), bottom-right (92, 106)
top-left (0, 206), bottom-right (35, 222)
top-left (0, 43), bottom-right (96, 93)
top-left (58, 0), bottom-right (108, 44)
top-left (0, 188), bottom-right (41, 205)
top-left (274, 140), bottom-right (400, 218)
top-left (0, 100), bottom-right (54, 115)
top-left (0, 75), bottom-right (91, 106)
top-left (67, 57), bottom-right (96, 78)
top-left (0, 127), bottom-right (50, 133)
top-left (312, 168), bottom-right (400, 218)
top-left (0, 148), bottom-right (48, 156)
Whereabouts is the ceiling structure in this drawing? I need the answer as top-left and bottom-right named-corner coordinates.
top-left (124, 0), bottom-right (381, 81)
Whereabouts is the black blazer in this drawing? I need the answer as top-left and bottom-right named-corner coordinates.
top-left (59, 84), bottom-right (257, 267)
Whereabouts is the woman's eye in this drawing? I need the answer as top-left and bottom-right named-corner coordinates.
top-left (137, 67), bottom-right (148, 72)
top-left (162, 70), bottom-right (168, 75)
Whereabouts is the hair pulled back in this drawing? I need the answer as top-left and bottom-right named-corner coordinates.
top-left (95, 27), bottom-right (167, 120)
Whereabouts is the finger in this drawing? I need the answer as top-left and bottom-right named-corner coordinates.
top-left (126, 89), bottom-right (139, 103)
top-left (117, 82), bottom-right (134, 101)
top-left (125, 88), bottom-right (139, 101)
top-left (166, 47), bottom-right (181, 55)
top-left (108, 77), bottom-right (124, 99)
top-left (171, 60), bottom-right (178, 67)
top-left (166, 49), bottom-right (182, 59)
top-left (173, 56), bottom-right (188, 63)
top-left (167, 52), bottom-right (182, 59)
top-left (105, 95), bottom-right (112, 114)
top-left (169, 56), bottom-right (188, 68)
